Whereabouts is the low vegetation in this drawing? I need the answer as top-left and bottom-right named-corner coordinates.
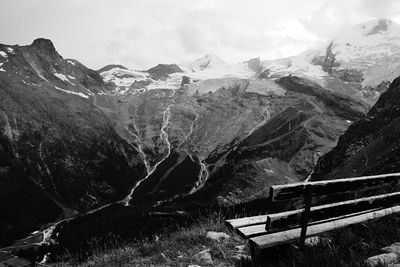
top-left (56, 213), bottom-right (400, 266)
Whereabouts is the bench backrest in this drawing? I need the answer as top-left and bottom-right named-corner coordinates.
top-left (269, 173), bottom-right (400, 208)
top-left (267, 173), bottom-right (400, 240)
top-left (226, 173), bottom-right (400, 240)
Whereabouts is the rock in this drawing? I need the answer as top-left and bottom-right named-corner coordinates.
top-left (366, 253), bottom-right (400, 267)
top-left (381, 243), bottom-right (400, 254)
top-left (181, 76), bottom-right (192, 87)
top-left (258, 69), bottom-right (270, 79)
top-left (130, 79), bottom-right (151, 89)
top-left (206, 231), bottom-right (230, 242)
top-left (193, 249), bottom-right (213, 265)
top-left (304, 236), bottom-right (321, 246)
top-left (231, 254), bottom-right (251, 265)
top-left (388, 264), bottom-right (400, 267)
top-left (234, 245), bottom-right (246, 254)
top-left (147, 63), bottom-right (183, 80)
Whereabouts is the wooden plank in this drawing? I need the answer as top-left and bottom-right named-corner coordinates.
top-left (268, 192), bottom-right (400, 231)
top-left (233, 192), bottom-right (400, 238)
top-left (237, 209), bottom-right (378, 238)
top-left (225, 215), bottom-right (268, 229)
top-left (299, 184), bottom-right (312, 247)
top-left (269, 173), bottom-right (400, 203)
top-left (250, 205), bottom-right (400, 250)
top-left (237, 224), bottom-right (267, 238)
top-left (267, 191), bottom-right (400, 232)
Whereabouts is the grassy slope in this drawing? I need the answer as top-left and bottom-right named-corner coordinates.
top-left (60, 212), bottom-right (247, 266)
top-left (57, 214), bottom-right (400, 267)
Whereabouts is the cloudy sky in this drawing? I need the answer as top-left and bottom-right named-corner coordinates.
top-left (1, 0), bottom-right (400, 69)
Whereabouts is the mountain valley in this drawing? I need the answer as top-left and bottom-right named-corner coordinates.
top-left (1, 18), bottom-right (400, 264)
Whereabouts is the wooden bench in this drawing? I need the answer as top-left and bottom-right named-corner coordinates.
top-left (225, 173), bottom-right (400, 266)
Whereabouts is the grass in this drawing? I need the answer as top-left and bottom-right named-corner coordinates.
top-left (56, 214), bottom-right (400, 267)
top-left (58, 212), bottom-right (248, 266)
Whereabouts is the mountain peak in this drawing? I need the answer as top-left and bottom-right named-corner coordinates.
top-left (98, 64), bottom-right (128, 73)
top-left (30, 38), bottom-right (58, 55)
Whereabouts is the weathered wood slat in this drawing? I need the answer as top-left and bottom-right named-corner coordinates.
top-left (238, 209), bottom-right (379, 239)
top-left (229, 191), bottom-right (400, 237)
top-left (267, 191), bottom-right (400, 232)
top-left (226, 215), bottom-right (269, 229)
top-left (250, 205), bottom-right (400, 250)
top-left (269, 173), bottom-right (400, 203)
top-left (237, 224), bottom-right (267, 238)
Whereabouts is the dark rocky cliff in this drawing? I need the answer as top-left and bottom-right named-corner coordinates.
top-left (311, 76), bottom-right (400, 180)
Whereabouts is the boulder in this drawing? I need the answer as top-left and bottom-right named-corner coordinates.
top-left (193, 249), bottom-right (213, 265)
top-left (234, 245), bottom-right (246, 254)
top-left (366, 253), bottom-right (400, 267)
top-left (304, 236), bottom-right (321, 246)
top-left (206, 231), bottom-right (230, 242)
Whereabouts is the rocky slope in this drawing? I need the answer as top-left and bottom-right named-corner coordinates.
top-left (171, 75), bottom-right (368, 206)
top-left (311, 76), bottom-right (400, 180)
top-left (0, 39), bottom-right (146, 245)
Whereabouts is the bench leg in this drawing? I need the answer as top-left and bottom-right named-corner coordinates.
top-left (250, 241), bottom-right (261, 267)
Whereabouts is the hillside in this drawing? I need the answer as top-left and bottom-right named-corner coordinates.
top-left (0, 39), bottom-right (146, 245)
top-left (311, 75), bottom-right (400, 180)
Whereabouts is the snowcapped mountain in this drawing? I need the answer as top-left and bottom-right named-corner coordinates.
top-left (97, 54), bottom-right (258, 94)
top-left (328, 18), bottom-right (400, 87)
top-left (0, 38), bottom-right (111, 98)
top-left (97, 18), bottom-right (400, 103)
top-left (98, 64), bottom-right (184, 94)
top-left (263, 19), bottom-right (400, 89)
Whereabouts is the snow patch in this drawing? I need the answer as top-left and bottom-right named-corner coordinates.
top-left (54, 72), bottom-right (75, 85)
top-left (0, 62), bottom-right (5, 72)
top-left (67, 60), bottom-right (76, 66)
top-left (54, 86), bottom-right (89, 99)
top-left (0, 51), bottom-right (8, 58)
top-left (262, 49), bottom-right (327, 81)
top-left (100, 67), bottom-right (148, 87)
top-left (6, 47), bottom-right (14, 54)
top-left (54, 73), bottom-right (69, 82)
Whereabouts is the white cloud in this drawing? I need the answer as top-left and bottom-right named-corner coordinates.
top-left (0, 0), bottom-right (399, 69)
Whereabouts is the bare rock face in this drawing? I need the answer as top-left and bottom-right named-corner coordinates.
top-left (147, 63), bottom-right (183, 80)
top-left (245, 57), bottom-right (262, 74)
